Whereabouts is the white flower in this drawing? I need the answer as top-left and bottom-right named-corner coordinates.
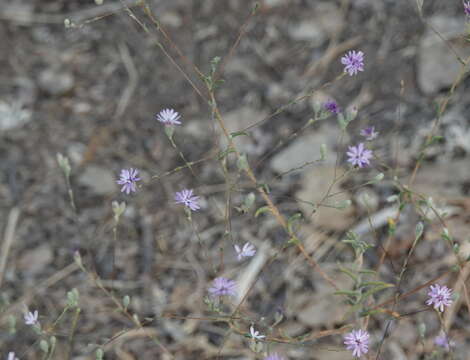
top-left (24, 310), bottom-right (39, 326)
top-left (234, 242), bottom-right (256, 261)
top-left (250, 325), bottom-right (265, 340)
top-left (8, 352), bottom-right (19, 360)
top-left (156, 108), bottom-right (182, 126)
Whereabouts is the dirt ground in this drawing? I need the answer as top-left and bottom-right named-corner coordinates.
top-left (1, 0), bottom-right (470, 359)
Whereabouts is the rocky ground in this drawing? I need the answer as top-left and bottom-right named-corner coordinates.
top-left (0, 0), bottom-right (469, 359)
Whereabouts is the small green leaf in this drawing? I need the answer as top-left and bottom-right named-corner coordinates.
top-left (237, 153), bottom-right (249, 171)
top-left (338, 266), bottom-right (359, 283)
top-left (255, 206), bottom-right (271, 218)
top-left (96, 348), bottom-right (104, 360)
top-left (415, 222), bottom-right (424, 240)
top-left (40, 340), bottom-right (49, 353)
top-left (230, 131), bottom-right (249, 139)
top-left (320, 143), bottom-right (327, 160)
top-left (218, 147), bottom-right (235, 160)
top-left (123, 295), bottom-right (130, 310)
top-left (287, 213), bottom-right (302, 235)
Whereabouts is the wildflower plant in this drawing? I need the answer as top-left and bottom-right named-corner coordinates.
top-left (7, 1), bottom-right (470, 359)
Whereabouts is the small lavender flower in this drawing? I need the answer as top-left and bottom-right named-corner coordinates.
top-left (8, 352), bottom-right (19, 360)
top-left (24, 310), bottom-right (39, 326)
top-left (264, 354), bottom-right (284, 360)
top-left (156, 108), bottom-right (182, 126)
top-left (116, 168), bottom-right (141, 194)
top-left (346, 143), bottom-right (373, 168)
top-left (324, 100), bottom-right (341, 114)
top-left (434, 332), bottom-right (455, 351)
top-left (464, 1), bottom-right (470, 16)
top-left (175, 189), bottom-right (201, 211)
top-left (341, 50), bottom-right (365, 76)
top-left (208, 277), bottom-right (237, 297)
top-left (344, 329), bottom-right (370, 358)
top-left (426, 284), bottom-right (453, 312)
top-left (250, 325), bottom-right (265, 340)
top-left (234, 242), bottom-right (256, 261)
top-left (360, 126), bottom-right (379, 141)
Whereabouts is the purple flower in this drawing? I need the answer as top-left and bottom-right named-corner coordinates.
top-left (264, 354), bottom-right (284, 360)
top-left (117, 168), bottom-right (141, 195)
top-left (24, 309), bottom-right (39, 326)
top-left (464, 1), bottom-right (470, 16)
top-left (175, 189), bottom-right (201, 211)
top-left (234, 242), bottom-right (256, 261)
top-left (434, 332), bottom-right (455, 351)
top-left (324, 100), bottom-right (341, 114)
top-left (344, 329), bottom-right (370, 358)
top-left (208, 277), bottom-right (237, 297)
top-left (346, 143), bottom-right (373, 168)
top-left (156, 108), bottom-right (182, 126)
top-left (250, 325), bottom-right (265, 340)
top-left (341, 50), bottom-right (365, 76)
top-left (360, 126), bottom-right (379, 141)
top-left (8, 353), bottom-right (19, 360)
top-left (426, 284), bottom-right (453, 312)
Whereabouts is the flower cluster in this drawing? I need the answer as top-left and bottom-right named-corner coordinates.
top-left (24, 309), bottom-right (39, 326)
top-left (175, 188), bottom-right (201, 211)
top-left (464, 1), bottom-right (470, 17)
top-left (324, 100), bottom-right (341, 114)
top-left (116, 168), bottom-right (141, 195)
top-left (434, 332), bottom-right (455, 351)
top-left (341, 50), bottom-right (365, 76)
top-left (344, 329), bottom-right (370, 358)
top-left (156, 108), bottom-right (182, 126)
top-left (234, 242), bottom-right (256, 260)
top-left (347, 143), bottom-right (373, 168)
top-left (7, 353), bottom-right (19, 360)
top-left (360, 126), bottom-right (378, 141)
top-left (250, 325), bottom-right (265, 340)
top-left (264, 354), bottom-right (284, 360)
top-left (426, 284), bottom-right (453, 312)
top-left (208, 277), bottom-right (237, 297)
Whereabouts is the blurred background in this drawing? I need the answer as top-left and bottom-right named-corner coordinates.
top-left (1, 0), bottom-right (470, 359)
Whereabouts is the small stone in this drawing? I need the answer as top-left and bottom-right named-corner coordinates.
top-left (418, 16), bottom-right (470, 94)
top-left (67, 142), bottom-right (87, 165)
top-left (38, 68), bottom-right (74, 96)
top-left (264, 0), bottom-right (284, 7)
top-left (270, 125), bottom-right (343, 173)
top-left (221, 107), bottom-right (270, 155)
top-left (78, 166), bottom-right (117, 195)
top-left (355, 188), bottom-right (380, 212)
top-left (160, 12), bottom-right (182, 27)
top-left (289, 21), bottom-right (326, 46)
top-left (296, 166), bottom-right (354, 231)
top-left (18, 244), bottom-right (53, 276)
top-left (0, 101), bottom-right (32, 131)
